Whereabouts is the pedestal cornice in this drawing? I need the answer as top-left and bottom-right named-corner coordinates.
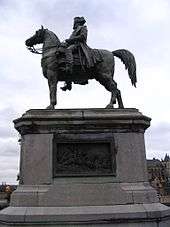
top-left (13, 108), bottom-right (151, 135)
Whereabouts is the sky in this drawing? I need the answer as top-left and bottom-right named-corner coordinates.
top-left (0, 0), bottom-right (170, 184)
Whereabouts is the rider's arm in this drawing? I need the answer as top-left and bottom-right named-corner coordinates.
top-left (66, 26), bottom-right (87, 44)
top-left (78, 26), bottom-right (87, 42)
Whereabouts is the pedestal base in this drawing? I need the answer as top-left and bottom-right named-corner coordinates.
top-left (0, 203), bottom-right (170, 226)
top-left (1, 109), bottom-right (170, 226)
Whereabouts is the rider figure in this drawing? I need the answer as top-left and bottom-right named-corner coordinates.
top-left (65, 17), bottom-right (87, 73)
top-left (61, 17), bottom-right (92, 91)
top-left (61, 16), bottom-right (103, 91)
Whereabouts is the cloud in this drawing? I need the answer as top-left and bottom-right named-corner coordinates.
top-left (0, 147), bottom-right (19, 184)
top-left (0, 138), bottom-right (19, 156)
top-left (131, 0), bottom-right (170, 24)
top-left (146, 123), bottom-right (170, 155)
top-left (146, 122), bottom-right (170, 161)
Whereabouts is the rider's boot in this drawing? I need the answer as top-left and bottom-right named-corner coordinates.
top-left (61, 82), bottom-right (72, 91)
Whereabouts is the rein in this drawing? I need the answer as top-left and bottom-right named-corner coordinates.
top-left (27, 45), bottom-right (59, 55)
top-left (27, 46), bottom-right (42, 54)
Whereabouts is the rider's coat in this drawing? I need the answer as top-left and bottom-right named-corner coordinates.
top-left (67, 25), bottom-right (102, 68)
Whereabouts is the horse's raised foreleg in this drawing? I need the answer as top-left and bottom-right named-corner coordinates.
top-left (46, 69), bottom-right (57, 109)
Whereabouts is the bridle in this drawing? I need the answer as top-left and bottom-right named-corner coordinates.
top-left (27, 45), bottom-right (59, 55)
top-left (27, 46), bottom-right (42, 54)
top-left (26, 28), bottom-right (59, 55)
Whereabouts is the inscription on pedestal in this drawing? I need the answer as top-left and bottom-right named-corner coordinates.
top-left (53, 134), bottom-right (116, 177)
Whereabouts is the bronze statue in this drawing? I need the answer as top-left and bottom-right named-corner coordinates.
top-left (25, 17), bottom-right (137, 109)
top-left (61, 16), bottom-right (102, 91)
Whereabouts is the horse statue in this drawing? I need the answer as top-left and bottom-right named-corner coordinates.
top-left (25, 26), bottom-right (137, 109)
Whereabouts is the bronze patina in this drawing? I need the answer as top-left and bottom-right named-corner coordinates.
top-left (25, 17), bottom-right (137, 109)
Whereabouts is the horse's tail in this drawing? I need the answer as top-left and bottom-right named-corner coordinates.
top-left (112, 49), bottom-right (137, 87)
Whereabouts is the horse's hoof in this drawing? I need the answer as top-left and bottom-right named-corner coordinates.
top-left (118, 105), bottom-right (124, 109)
top-left (46, 105), bottom-right (55, 110)
top-left (105, 104), bottom-right (114, 109)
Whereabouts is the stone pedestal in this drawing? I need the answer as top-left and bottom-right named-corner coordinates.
top-left (0, 108), bottom-right (170, 226)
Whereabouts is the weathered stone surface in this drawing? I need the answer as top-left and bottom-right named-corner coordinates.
top-left (10, 108), bottom-right (157, 207)
top-left (39, 182), bottom-right (133, 206)
top-left (121, 182), bottom-right (159, 203)
top-left (1, 108), bottom-right (170, 226)
top-left (13, 108), bottom-right (151, 135)
top-left (10, 108), bottom-right (154, 207)
top-left (20, 134), bottom-right (53, 185)
top-left (115, 132), bottom-right (148, 182)
top-left (10, 185), bottom-right (49, 207)
top-left (0, 203), bottom-right (170, 226)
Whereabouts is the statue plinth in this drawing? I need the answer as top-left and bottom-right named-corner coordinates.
top-left (0, 108), bottom-right (170, 226)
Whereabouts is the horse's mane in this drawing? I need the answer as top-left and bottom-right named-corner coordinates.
top-left (45, 29), bottom-right (61, 47)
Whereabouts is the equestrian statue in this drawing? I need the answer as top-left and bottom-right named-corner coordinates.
top-left (25, 17), bottom-right (137, 109)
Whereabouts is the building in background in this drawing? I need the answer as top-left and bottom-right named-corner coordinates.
top-left (147, 154), bottom-right (170, 206)
top-left (0, 183), bottom-right (17, 210)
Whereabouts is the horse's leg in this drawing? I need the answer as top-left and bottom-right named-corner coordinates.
top-left (46, 69), bottom-right (57, 109)
top-left (106, 81), bottom-right (117, 108)
top-left (107, 86), bottom-right (124, 108)
top-left (117, 89), bottom-right (124, 108)
top-left (95, 73), bottom-right (118, 108)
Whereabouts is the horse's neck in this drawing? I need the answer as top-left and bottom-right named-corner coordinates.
top-left (43, 30), bottom-right (60, 50)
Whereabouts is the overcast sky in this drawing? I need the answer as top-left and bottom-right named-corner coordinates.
top-left (0, 0), bottom-right (170, 184)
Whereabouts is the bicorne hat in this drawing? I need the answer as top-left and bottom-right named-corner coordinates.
top-left (74, 17), bottom-right (86, 25)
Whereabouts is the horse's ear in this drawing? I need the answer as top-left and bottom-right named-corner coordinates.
top-left (41, 25), bottom-right (44, 30)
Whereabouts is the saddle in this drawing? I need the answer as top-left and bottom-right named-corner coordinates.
top-left (57, 46), bottom-right (103, 71)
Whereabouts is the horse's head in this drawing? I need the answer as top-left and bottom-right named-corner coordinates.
top-left (25, 26), bottom-right (45, 47)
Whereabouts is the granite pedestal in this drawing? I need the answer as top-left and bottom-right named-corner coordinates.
top-left (0, 108), bottom-right (170, 226)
